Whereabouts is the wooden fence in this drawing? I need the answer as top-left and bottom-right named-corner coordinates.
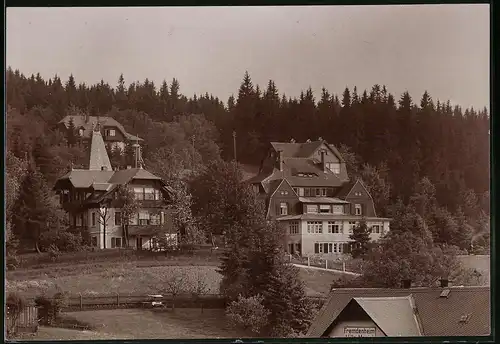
top-left (6, 305), bottom-right (38, 335)
top-left (286, 254), bottom-right (363, 274)
top-left (22, 294), bottom-right (326, 312)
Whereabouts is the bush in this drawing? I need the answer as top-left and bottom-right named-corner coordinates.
top-left (7, 255), bottom-right (20, 271)
top-left (35, 292), bottom-right (69, 326)
top-left (226, 294), bottom-right (270, 335)
top-left (48, 244), bottom-right (61, 262)
top-left (39, 230), bottom-right (84, 252)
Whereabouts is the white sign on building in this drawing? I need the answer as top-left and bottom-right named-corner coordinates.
top-left (344, 327), bottom-right (376, 337)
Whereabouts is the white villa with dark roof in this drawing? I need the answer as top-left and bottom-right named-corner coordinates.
top-left (53, 123), bottom-right (175, 250)
top-left (247, 139), bottom-right (391, 258)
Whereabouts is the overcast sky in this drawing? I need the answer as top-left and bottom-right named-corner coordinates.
top-left (6, 5), bottom-right (490, 109)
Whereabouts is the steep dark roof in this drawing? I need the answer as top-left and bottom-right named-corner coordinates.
top-left (307, 286), bottom-right (490, 337)
top-left (335, 181), bottom-right (356, 199)
top-left (55, 169), bottom-right (115, 189)
top-left (107, 168), bottom-right (162, 184)
top-left (59, 115), bottom-right (143, 141)
top-left (270, 140), bottom-right (345, 162)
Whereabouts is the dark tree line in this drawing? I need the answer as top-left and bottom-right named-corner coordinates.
top-left (6, 67), bottom-right (490, 253)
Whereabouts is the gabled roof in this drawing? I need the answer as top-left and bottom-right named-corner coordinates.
top-left (55, 169), bottom-right (115, 189)
top-left (335, 181), bottom-right (356, 199)
top-left (107, 168), bottom-right (162, 184)
top-left (307, 286), bottom-right (490, 337)
top-left (270, 140), bottom-right (345, 162)
top-left (59, 115), bottom-right (143, 141)
top-left (352, 296), bottom-right (421, 336)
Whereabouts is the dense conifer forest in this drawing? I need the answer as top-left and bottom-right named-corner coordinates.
top-left (6, 67), bottom-right (490, 255)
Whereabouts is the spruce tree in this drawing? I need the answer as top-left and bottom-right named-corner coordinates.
top-left (66, 116), bottom-right (77, 147)
top-left (349, 219), bottom-right (371, 258)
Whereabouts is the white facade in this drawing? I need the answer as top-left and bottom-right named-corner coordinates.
top-left (283, 218), bottom-right (390, 257)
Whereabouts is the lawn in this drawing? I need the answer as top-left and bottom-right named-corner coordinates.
top-left (15, 309), bottom-right (248, 340)
top-left (298, 267), bottom-right (356, 296)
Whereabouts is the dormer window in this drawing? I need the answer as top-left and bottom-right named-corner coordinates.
top-left (280, 202), bottom-right (288, 215)
top-left (252, 185), bottom-right (260, 194)
top-left (355, 204), bottom-right (362, 215)
top-left (325, 162), bottom-right (340, 174)
top-left (105, 129), bottom-right (116, 137)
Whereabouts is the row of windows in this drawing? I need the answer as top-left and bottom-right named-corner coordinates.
top-left (293, 187), bottom-right (332, 197)
top-left (90, 211), bottom-right (165, 227)
top-left (306, 204), bottom-right (345, 214)
top-left (314, 242), bottom-right (345, 254)
top-left (325, 162), bottom-right (341, 174)
top-left (133, 187), bottom-right (162, 201)
top-left (300, 221), bottom-right (382, 234)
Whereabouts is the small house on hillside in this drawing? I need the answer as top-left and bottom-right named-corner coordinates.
top-left (307, 284), bottom-right (490, 338)
top-left (53, 122), bottom-right (175, 250)
top-left (56, 113), bottom-right (143, 151)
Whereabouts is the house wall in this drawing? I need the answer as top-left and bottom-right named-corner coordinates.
top-left (101, 126), bottom-right (126, 143)
top-left (269, 182), bottom-right (300, 218)
top-left (344, 182), bottom-right (377, 217)
top-left (327, 319), bottom-right (385, 338)
top-left (283, 219), bottom-right (388, 257)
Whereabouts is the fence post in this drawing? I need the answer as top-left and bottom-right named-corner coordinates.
top-left (289, 254), bottom-right (292, 262)
top-left (326, 260), bottom-right (328, 269)
top-left (307, 256), bottom-right (310, 266)
top-left (79, 293), bottom-right (83, 310)
top-left (343, 262), bottom-right (346, 272)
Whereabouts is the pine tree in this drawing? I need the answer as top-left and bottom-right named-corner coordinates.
top-left (341, 87), bottom-right (351, 108)
top-left (349, 219), bottom-right (371, 258)
top-left (66, 116), bottom-right (77, 147)
top-left (11, 166), bottom-right (60, 252)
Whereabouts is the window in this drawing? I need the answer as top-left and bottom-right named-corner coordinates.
top-left (289, 221), bottom-right (299, 234)
top-left (328, 221), bottom-right (341, 234)
top-left (253, 185), bottom-right (260, 194)
top-left (314, 242), bottom-right (340, 254)
top-left (304, 188), bottom-right (311, 197)
top-left (319, 205), bottom-right (331, 213)
top-left (296, 243), bottom-right (301, 253)
top-left (349, 221), bottom-right (357, 233)
top-left (111, 237), bottom-right (123, 248)
top-left (91, 212), bottom-right (96, 226)
top-left (134, 187), bottom-right (144, 200)
top-left (150, 213), bottom-right (161, 225)
top-left (154, 189), bottom-right (162, 200)
top-left (355, 204), bottom-right (362, 215)
top-left (372, 225), bottom-right (381, 234)
top-left (78, 128), bottom-right (84, 136)
top-left (115, 211), bottom-right (122, 226)
top-left (332, 205), bottom-right (344, 214)
top-left (109, 129), bottom-right (115, 136)
top-left (91, 236), bottom-right (98, 247)
top-left (306, 205), bottom-right (318, 214)
top-left (280, 191), bottom-right (289, 196)
top-left (315, 188), bottom-right (321, 196)
top-left (354, 191), bottom-right (362, 196)
top-left (76, 213), bottom-right (82, 226)
top-left (326, 162), bottom-right (341, 174)
top-left (144, 187), bottom-right (155, 200)
top-left (307, 221), bottom-right (323, 234)
top-left (129, 213), bottom-right (138, 225)
top-left (280, 202), bottom-right (288, 216)
top-left (139, 212), bottom-right (150, 225)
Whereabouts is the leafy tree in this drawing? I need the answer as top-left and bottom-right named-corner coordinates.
top-left (115, 185), bottom-right (139, 247)
top-left (349, 219), bottom-right (371, 258)
top-left (97, 202), bottom-right (112, 249)
top-left (226, 294), bottom-right (270, 335)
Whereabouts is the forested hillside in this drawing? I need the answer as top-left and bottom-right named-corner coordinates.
top-left (5, 67), bottom-right (490, 255)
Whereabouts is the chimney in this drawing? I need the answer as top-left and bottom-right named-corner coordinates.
top-left (277, 149), bottom-right (283, 172)
top-left (101, 166), bottom-right (108, 171)
top-left (440, 278), bottom-right (449, 288)
top-left (320, 149), bottom-right (326, 173)
top-left (318, 137), bottom-right (323, 141)
top-left (290, 138), bottom-right (296, 143)
top-left (401, 279), bottom-right (411, 289)
top-left (306, 139), bottom-right (311, 143)
top-left (127, 165), bottom-right (132, 169)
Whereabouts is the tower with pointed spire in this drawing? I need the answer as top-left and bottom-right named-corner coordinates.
top-left (89, 122), bottom-right (112, 171)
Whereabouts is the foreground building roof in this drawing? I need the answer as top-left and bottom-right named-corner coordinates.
top-left (307, 286), bottom-right (490, 337)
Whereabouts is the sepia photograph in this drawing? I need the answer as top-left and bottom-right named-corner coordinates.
top-left (5, 4), bottom-right (490, 340)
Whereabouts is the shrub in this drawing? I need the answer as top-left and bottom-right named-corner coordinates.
top-left (47, 244), bottom-right (61, 262)
top-left (7, 255), bottom-right (20, 271)
top-left (226, 294), bottom-right (270, 335)
top-left (35, 292), bottom-right (69, 326)
top-left (39, 230), bottom-right (84, 252)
